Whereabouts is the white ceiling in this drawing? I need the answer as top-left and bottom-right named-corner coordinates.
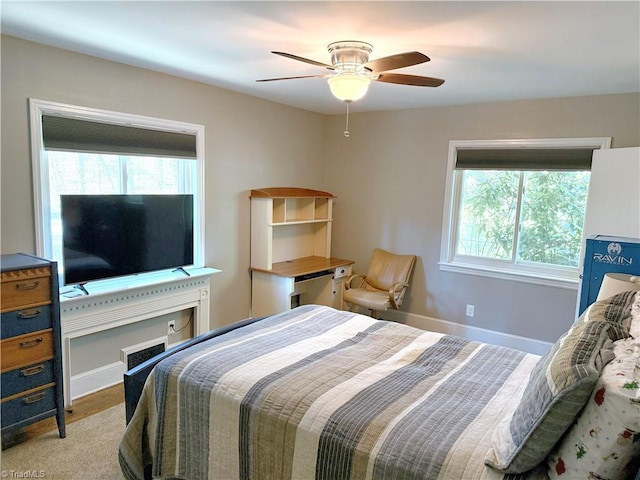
top-left (2, 1), bottom-right (639, 115)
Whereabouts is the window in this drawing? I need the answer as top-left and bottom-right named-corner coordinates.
top-left (440, 138), bottom-right (611, 288)
top-left (29, 99), bottom-right (205, 283)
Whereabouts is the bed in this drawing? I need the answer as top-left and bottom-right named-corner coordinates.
top-left (119, 295), bottom-right (640, 480)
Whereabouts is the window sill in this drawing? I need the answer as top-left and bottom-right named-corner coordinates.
top-left (59, 266), bottom-right (217, 300)
top-left (438, 261), bottom-right (579, 290)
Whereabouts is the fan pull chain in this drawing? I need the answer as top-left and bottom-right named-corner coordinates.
top-left (343, 101), bottom-right (350, 138)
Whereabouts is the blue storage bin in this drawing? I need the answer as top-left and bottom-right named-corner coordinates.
top-left (578, 235), bottom-right (640, 314)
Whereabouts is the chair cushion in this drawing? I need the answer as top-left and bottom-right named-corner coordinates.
top-left (366, 249), bottom-right (416, 292)
top-left (343, 288), bottom-right (391, 311)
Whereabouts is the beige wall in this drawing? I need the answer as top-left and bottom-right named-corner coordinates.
top-left (3, 35), bottom-right (639, 349)
top-left (325, 94), bottom-right (640, 342)
top-left (1, 35), bottom-right (327, 328)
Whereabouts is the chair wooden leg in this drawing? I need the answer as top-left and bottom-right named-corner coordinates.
top-left (370, 309), bottom-right (378, 319)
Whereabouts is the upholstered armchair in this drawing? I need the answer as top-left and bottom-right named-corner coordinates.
top-left (343, 248), bottom-right (416, 318)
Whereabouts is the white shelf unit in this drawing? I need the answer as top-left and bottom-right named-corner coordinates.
top-left (250, 188), bottom-right (353, 317)
top-left (252, 191), bottom-right (333, 271)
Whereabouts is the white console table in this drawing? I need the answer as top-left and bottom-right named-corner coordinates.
top-left (59, 267), bottom-right (219, 405)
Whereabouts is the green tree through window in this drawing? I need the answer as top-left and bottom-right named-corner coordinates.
top-left (456, 170), bottom-right (590, 268)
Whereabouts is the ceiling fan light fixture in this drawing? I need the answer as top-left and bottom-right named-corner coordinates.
top-left (328, 74), bottom-right (371, 102)
top-left (328, 40), bottom-right (373, 72)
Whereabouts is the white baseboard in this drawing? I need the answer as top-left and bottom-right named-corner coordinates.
top-left (384, 310), bottom-right (552, 356)
top-left (69, 361), bottom-right (125, 405)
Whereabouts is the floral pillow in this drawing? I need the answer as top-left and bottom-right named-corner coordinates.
top-left (547, 336), bottom-right (640, 480)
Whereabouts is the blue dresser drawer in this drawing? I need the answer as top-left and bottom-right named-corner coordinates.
top-left (1, 386), bottom-right (56, 428)
top-left (0, 305), bottom-right (51, 340)
top-left (1, 306), bottom-right (52, 339)
top-left (1, 360), bottom-right (55, 398)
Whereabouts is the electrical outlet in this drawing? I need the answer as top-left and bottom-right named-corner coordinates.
top-left (465, 304), bottom-right (475, 317)
top-left (167, 320), bottom-right (176, 335)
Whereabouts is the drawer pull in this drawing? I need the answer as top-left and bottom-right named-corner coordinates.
top-left (16, 281), bottom-right (41, 291)
top-left (21, 364), bottom-right (45, 376)
top-left (18, 308), bottom-right (42, 319)
top-left (19, 338), bottom-right (44, 349)
top-left (23, 392), bottom-right (46, 404)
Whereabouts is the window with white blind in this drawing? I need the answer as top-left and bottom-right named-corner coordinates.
top-left (440, 138), bottom-right (611, 287)
top-left (29, 99), bottom-right (205, 282)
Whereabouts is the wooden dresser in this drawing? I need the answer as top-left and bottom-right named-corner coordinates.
top-left (1, 253), bottom-right (65, 441)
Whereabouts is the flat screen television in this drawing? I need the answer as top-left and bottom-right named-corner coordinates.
top-left (60, 194), bottom-right (194, 286)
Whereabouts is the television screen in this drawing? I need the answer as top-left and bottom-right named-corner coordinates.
top-left (60, 194), bottom-right (194, 285)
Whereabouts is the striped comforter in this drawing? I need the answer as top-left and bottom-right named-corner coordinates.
top-left (119, 305), bottom-right (548, 480)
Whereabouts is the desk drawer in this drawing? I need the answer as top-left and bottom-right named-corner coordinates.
top-left (1, 330), bottom-right (54, 372)
top-left (1, 272), bottom-right (51, 312)
top-left (1, 360), bottom-right (55, 398)
top-left (334, 265), bottom-right (351, 279)
top-left (1, 386), bottom-right (56, 428)
top-left (1, 306), bottom-right (52, 340)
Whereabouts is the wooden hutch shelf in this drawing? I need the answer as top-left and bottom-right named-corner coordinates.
top-left (250, 188), bottom-right (353, 317)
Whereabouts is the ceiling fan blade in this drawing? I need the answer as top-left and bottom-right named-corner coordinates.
top-left (256, 74), bottom-right (325, 82)
top-left (375, 73), bottom-right (445, 87)
top-left (272, 51), bottom-right (334, 70)
top-left (365, 51), bottom-right (430, 73)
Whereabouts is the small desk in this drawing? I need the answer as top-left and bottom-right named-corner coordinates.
top-left (251, 256), bottom-right (354, 317)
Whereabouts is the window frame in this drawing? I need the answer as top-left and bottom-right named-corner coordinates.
top-left (440, 137), bottom-right (611, 289)
top-left (29, 98), bottom-right (206, 278)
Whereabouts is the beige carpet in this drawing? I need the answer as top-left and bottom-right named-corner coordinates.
top-left (1, 403), bottom-right (126, 479)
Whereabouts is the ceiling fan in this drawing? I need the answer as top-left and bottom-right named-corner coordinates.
top-left (257, 40), bottom-right (445, 103)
